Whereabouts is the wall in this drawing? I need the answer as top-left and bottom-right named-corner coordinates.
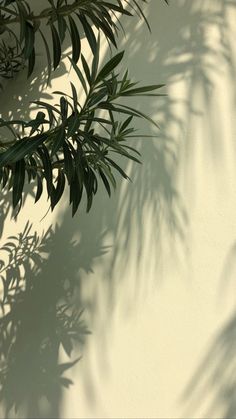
top-left (1, 0), bottom-right (236, 418)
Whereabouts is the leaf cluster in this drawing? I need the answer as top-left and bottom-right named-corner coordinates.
top-left (0, 0), bottom-right (149, 80)
top-left (0, 38), bottom-right (164, 215)
top-left (0, 0), bottom-right (168, 215)
top-left (0, 222), bottom-right (90, 413)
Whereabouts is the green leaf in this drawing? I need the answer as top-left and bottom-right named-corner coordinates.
top-left (50, 23), bottom-right (61, 70)
top-left (81, 54), bottom-right (91, 85)
top-left (68, 15), bottom-right (81, 63)
top-left (67, 113), bottom-right (80, 138)
top-left (57, 14), bottom-right (67, 42)
top-left (51, 170), bottom-right (65, 210)
top-left (91, 33), bottom-right (100, 81)
top-left (99, 161), bottom-right (116, 189)
top-left (24, 22), bottom-right (35, 60)
top-left (0, 135), bottom-right (46, 167)
top-left (70, 172), bottom-right (83, 216)
top-left (16, 0), bottom-right (27, 44)
top-left (27, 46), bottom-right (35, 78)
top-left (39, 29), bottom-right (52, 85)
top-left (130, 0), bottom-right (151, 32)
top-left (121, 116), bottom-right (133, 131)
top-left (60, 96), bottom-right (68, 120)
top-left (70, 82), bottom-right (78, 109)
top-left (120, 84), bottom-right (165, 96)
top-left (68, 57), bottom-right (88, 95)
top-left (105, 157), bottom-right (130, 180)
top-left (90, 14), bottom-right (117, 47)
top-left (63, 142), bottom-right (74, 184)
top-left (118, 104), bottom-right (160, 129)
top-left (83, 167), bottom-right (96, 212)
top-left (50, 126), bottom-right (65, 156)
top-left (99, 168), bottom-right (111, 196)
top-left (12, 159), bottom-right (25, 208)
top-left (96, 51), bottom-right (124, 82)
top-left (78, 15), bottom-right (96, 55)
top-left (35, 173), bottom-right (43, 203)
top-left (2, 168), bottom-right (9, 189)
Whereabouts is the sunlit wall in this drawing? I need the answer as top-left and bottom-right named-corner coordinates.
top-left (1, 0), bottom-right (236, 418)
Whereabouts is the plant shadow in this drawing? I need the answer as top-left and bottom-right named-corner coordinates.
top-left (71, 0), bottom-right (236, 411)
top-left (0, 212), bottom-right (110, 419)
top-left (182, 239), bottom-right (236, 418)
top-left (1, 0), bottom-right (236, 416)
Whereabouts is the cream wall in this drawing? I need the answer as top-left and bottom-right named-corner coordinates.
top-left (1, 0), bottom-right (236, 418)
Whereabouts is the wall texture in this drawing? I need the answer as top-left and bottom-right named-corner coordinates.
top-left (1, 0), bottom-right (236, 418)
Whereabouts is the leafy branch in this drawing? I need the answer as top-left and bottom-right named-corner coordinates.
top-left (0, 0), bottom-right (151, 80)
top-left (0, 37), bottom-right (165, 216)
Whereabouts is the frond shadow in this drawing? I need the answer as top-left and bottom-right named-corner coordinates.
top-left (0, 214), bottom-right (109, 418)
top-left (182, 239), bottom-right (236, 418)
top-left (60, 0), bottom-right (236, 409)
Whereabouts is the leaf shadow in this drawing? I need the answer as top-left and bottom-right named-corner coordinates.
top-left (0, 211), bottom-right (110, 418)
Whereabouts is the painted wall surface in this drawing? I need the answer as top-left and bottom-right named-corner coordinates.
top-left (1, 0), bottom-right (236, 418)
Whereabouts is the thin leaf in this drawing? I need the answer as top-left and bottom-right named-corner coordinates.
top-left (68, 15), bottom-right (81, 63)
top-left (96, 51), bottom-right (124, 82)
top-left (12, 159), bottom-right (25, 208)
top-left (50, 23), bottom-right (61, 70)
top-left (68, 57), bottom-right (88, 95)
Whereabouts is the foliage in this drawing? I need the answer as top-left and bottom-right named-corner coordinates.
top-left (0, 37), bottom-right (164, 216)
top-left (0, 0), bottom-right (150, 80)
top-left (0, 38), bottom-right (23, 79)
top-left (0, 0), bottom-right (168, 216)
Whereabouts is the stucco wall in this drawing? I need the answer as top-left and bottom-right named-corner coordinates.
top-left (1, 0), bottom-right (236, 418)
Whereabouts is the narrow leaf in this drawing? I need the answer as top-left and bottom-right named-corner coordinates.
top-left (68, 15), bottom-right (81, 63)
top-left (13, 159), bottom-right (25, 208)
top-left (50, 23), bottom-right (61, 70)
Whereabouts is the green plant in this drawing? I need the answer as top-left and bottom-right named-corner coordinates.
top-left (0, 2), bottom-right (168, 414)
top-left (0, 0), bottom-right (167, 216)
top-left (0, 38), bottom-right (23, 79)
top-left (0, 0), bottom-right (151, 80)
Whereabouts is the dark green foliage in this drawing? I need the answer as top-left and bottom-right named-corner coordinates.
top-left (0, 37), bottom-right (165, 215)
top-left (0, 37), bottom-right (23, 83)
top-left (0, 0), bottom-right (152, 79)
top-left (0, 0), bottom-right (169, 216)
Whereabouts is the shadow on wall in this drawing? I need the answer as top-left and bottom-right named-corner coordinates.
top-left (122, 0), bottom-right (236, 185)
top-left (1, 0), bottom-right (236, 417)
top-left (76, 0), bottom-right (236, 310)
top-left (0, 214), bottom-right (110, 419)
top-left (182, 310), bottom-right (236, 418)
top-left (156, 1), bottom-right (236, 417)
top-left (182, 239), bottom-right (236, 418)
top-left (98, 0), bottom-right (236, 293)
top-left (71, 0), bottom-right (236, 411)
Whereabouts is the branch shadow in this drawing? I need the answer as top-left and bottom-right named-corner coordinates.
top-left (0, 212), bottom-right (110, 419)
top-left (1, 0), bottom-right (236, 416)
top-left (65, 0), bottom-right (236, 411)
top-left (181, 239), bottom-right (236, 418)
top-left (77, 0), bottom-right (236, 310)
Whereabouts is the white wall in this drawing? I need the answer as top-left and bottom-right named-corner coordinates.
top-left (1, 0), bottom-right (236, 418)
